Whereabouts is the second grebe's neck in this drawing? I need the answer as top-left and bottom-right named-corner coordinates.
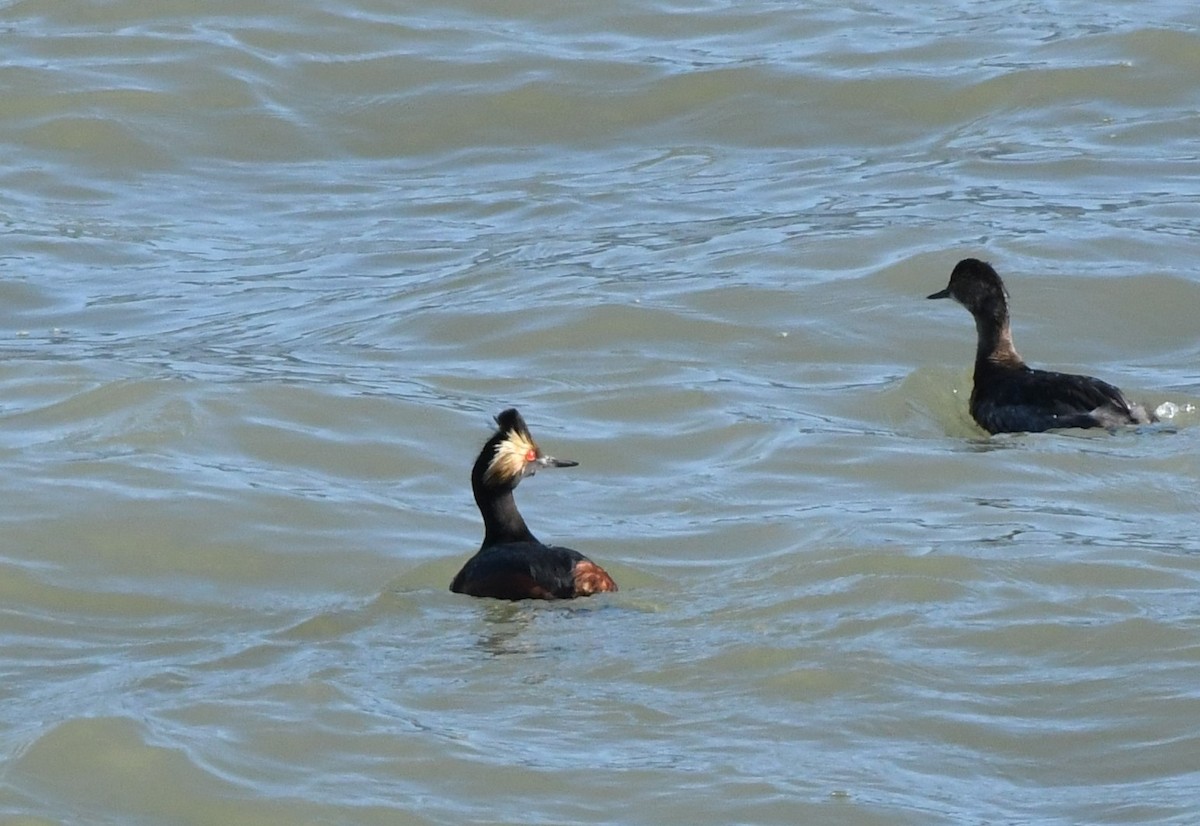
top-left (972, 296), bottom-right (1024, 370)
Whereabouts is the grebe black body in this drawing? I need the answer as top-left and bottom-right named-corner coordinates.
top-left (450, 408), bottom-right (617, 600)
top-left (928, 258), bottom-right (1155, 434)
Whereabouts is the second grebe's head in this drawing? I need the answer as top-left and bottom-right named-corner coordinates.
top-left (927, 258), bottom-right (1009, 317)
top-left (476, 408), bottom-right (577, 490)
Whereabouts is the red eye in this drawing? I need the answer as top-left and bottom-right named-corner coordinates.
top-left (525, 449), bottom-right (537, 462)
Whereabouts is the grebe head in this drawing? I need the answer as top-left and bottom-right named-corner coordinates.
top-left (474, 408), bottom-right (577, 491)
top-left (928, 258), bottom-right (1009, 318)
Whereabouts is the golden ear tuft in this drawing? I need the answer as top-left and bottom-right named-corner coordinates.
top-left (484, 427), bottom-right (538, 485)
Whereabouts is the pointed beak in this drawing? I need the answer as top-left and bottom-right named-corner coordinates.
top-left (927, 287), bottom-right (951, 300)
top-left (536, 455), bottom-right (578, 469)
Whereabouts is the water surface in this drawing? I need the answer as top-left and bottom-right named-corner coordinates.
top-left (3, 1), bottom-right (1200, 823)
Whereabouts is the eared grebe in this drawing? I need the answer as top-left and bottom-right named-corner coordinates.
top-left (927, 258), bottom-right (1155, 434)
top-left (449, 408), bottom-right (617, 600)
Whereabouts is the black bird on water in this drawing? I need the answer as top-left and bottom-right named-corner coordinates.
top-left (927, 258), bottom-right (1155, 434)
top-left (450, 408), bottom-right (618, 600)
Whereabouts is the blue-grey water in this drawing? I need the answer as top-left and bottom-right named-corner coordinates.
top-left (3, 1), bottom-right (1200, 824)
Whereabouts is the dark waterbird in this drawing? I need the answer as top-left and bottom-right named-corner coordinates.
top-left (450, 408), bottom-right (617, 600)
top-left (927, 258), bottom-right (1155, 434)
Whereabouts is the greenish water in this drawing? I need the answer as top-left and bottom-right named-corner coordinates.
top-left (2, 1), bottom-right (1199, 824)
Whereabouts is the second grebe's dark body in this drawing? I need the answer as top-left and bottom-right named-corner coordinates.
top-left (928, 258), bottom-right (1155, 434)
top-left (450, 408), bottom-right (617, 601)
